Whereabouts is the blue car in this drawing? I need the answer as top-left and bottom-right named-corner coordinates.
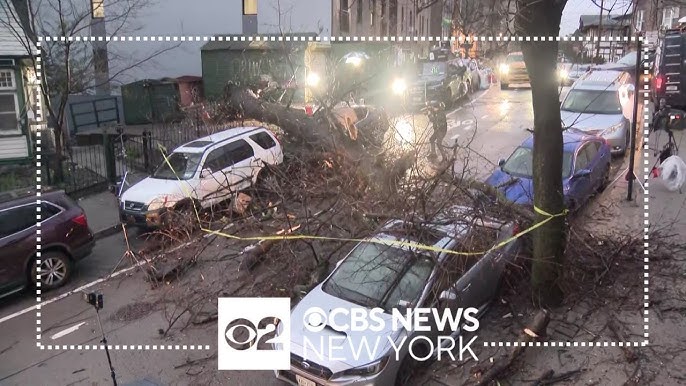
top-left (485, 131), bottom-right (612, 211)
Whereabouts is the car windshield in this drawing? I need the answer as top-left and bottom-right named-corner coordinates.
top-left (151, 152), bottom-right (202, 180)
top-left (502, 147), bottom-right (574, 179)
top-left (561, 90), bottom-right (621, 114)
top-left (421, 62), bottom-right (447, 76)
top-left (323, 242), bottom-right (434, 311)
top-left (507, 54), bottom-right (523, 63)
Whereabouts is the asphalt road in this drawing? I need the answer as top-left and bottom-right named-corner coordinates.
top-left (0, 83), bottom-right (629, 386)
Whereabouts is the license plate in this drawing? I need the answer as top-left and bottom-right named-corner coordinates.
top-left (667, 85), bottom-right (678, 91)
top-left (296, 375), bottom-right (316, 386)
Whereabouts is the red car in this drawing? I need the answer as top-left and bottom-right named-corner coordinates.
top-left (0, 190), bottom-right (94, 299)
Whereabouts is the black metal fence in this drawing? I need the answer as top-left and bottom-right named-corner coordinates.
top-left (47, 120), bottom-right (270, 198)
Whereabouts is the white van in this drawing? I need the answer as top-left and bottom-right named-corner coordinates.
top-left (119, 126), bottom-right (283, 227)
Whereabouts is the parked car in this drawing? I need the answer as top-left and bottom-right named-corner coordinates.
top-left (0, 190), bottom-right (94, 298)
top-left (485, 131), bottom-right (611, 211)
top-left (499, 52), bottom-right (529, 89)
top-left (275, 206), bottom-right (521, 386)
top-left (406, 48), bottom-right (470, 108)
top-left (118, 126), bottom-right (283, 228)
top-left (565, 63), bottom-right (592, 85)
top-left (560, 70), bottom-right (634, 155)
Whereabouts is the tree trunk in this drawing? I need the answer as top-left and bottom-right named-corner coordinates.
top-left (516, 0), bottom-right (567, 307)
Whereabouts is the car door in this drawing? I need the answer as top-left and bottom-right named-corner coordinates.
top-left (222, 139), bottom-right (257, 192)
top-left (0, 204), bottom-right (39, 293)
top-left (584, 141), bottom-right (604, 189)
top-left (568, 144), bottom-right (595, 207)
top-left (197, 146), bottom-right (231, 205)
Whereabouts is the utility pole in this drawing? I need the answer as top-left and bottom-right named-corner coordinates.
top-left (595, 0), bottom-right (604, 60)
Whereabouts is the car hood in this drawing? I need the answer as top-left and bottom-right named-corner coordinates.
top-left (120, 177), bottom-right (193, 205)
top-left (289, 285), bottom-right (399, 372)
top-left (414, 75), bottom-right (445, 85)
top-left (560, 110), bottom-right (623, 134)
top-left (485, 169), bottom-right (534, 205)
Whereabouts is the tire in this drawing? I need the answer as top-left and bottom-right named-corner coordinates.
top-left (31, 251), bottom-right (72, 290)
top-left (621, 130), bottom-right (630, 156)
top-left (501, 83), bottom-right (509, 90)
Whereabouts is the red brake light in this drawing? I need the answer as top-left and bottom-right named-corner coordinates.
top-left (71, 213), bottom-right (88, 227)
top-left (656, 74), bottom-right (664, 91)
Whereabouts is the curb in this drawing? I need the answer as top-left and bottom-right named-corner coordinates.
top-left (93, 224), bottom-right (122, 240)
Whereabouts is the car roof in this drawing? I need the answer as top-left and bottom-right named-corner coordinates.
top-left (573, 70), bottom-right (624, 90)
top-left (0, 188), bottom-right (65, 210)
top-left (174, 126), bottom-right (266, 153)
top-left (520, 131), bottom-right (598, 152)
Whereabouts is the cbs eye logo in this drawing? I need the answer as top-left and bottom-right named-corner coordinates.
top-left (224, 317), bottom-right (282, 350)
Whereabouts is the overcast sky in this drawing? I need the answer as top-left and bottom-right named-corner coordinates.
top-left (105, 0), bottom-right (631, 82)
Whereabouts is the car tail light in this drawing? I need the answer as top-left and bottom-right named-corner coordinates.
top-left (71, 213), bottom-right (88, 227)
top-left (655, 74), bottom-right (664, 91)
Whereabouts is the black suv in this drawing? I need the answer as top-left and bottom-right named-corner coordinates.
top-left (0, 189), bottom-right (94, 299)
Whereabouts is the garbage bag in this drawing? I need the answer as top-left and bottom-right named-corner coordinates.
top-left (659, 155), bottom-right (686, 192)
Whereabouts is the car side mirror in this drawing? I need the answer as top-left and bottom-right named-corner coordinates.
top-left (574, 168), bottom-right (591, 178)
top-left (200, 168), bottom-right (212, 179)
top-left (498, 158), bottom-right (506, 167)
top-left (439, 289), bottom-right (457, 302)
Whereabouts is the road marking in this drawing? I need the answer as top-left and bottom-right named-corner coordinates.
top-left (0, 233), bottom-right (213, 326)
top-left (463, 125), bottom-right (473, 130)
top-left (481, 114), bottom-right (489, 119)
top-left (447, 86), bottom-right (491, 118)
top-left (50, 322), bottom-right (86, 340)
top-left (451, 133), bottom-right (460, 140)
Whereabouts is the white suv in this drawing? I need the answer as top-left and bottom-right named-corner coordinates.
top-left (119, 126), bottom-right (283, 227)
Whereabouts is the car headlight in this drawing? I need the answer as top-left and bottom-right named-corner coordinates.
top-left (602, 122), bottom-right (623, 135)
top-left (306, 72), bottom-right (320, 87)
top-left (558, 68), bottom-right (568, 80)
top-left (392, 78), bottom-right (407, 95)
top-left (336, 356), bottom-right (389, 378)
top-left (499, 63), bottom-right (509, 74)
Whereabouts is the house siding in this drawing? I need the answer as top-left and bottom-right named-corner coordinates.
top-left (0, 4), bottom-right (31, 56)
top-left (0, 134), bottom-right (29, 160)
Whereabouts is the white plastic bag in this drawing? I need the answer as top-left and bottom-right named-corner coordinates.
top-left (659, 155), bottom-right (686, 192)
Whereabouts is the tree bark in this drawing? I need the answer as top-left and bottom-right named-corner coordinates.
top-left (515, 0), bottom-right (567, 307)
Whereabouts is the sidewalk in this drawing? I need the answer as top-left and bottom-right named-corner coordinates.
top-left (76, 171), bottom-right (146, 239)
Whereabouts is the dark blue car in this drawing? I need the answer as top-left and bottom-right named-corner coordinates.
top-left (485, 131), bottom-right (612, 211)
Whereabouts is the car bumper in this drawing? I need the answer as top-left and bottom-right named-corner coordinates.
top-left (119, 208), bottom-right (164, 228)
top-left (72, 237), bottom-right (95, 261)
top-left (274, 367), bottom-right (392, 386)
top-left (501, 73), bottom-right (529, 84)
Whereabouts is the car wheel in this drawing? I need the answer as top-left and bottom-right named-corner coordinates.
top-left (500, 82), bottom-right (509, 90)
top-left (31, 251), bottom-right (72, 290)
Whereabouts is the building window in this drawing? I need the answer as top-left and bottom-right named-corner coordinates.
top-left (0, 93), bottom-right (19, 133)
top-left (635, 9), bottom-right (644, 32)
top-left (340, 0), bottom-right (350, 33)
top-left (243, 0), bottom-right (257, 15)
top-left (662, 6), bottom-right (679, 29)
top-left (0, 69), bottom-right (15, 90)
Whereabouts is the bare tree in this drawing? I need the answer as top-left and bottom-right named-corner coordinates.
top-left (515, 0), bottom-right (568, 307)
top-left (0, 0), bottom-right (177, 182)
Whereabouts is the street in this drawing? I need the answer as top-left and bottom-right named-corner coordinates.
top-left (0, 82), bottom-right (633, 385)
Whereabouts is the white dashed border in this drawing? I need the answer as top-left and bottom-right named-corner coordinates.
top-left (34, 35), bottom-right (647, 351)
